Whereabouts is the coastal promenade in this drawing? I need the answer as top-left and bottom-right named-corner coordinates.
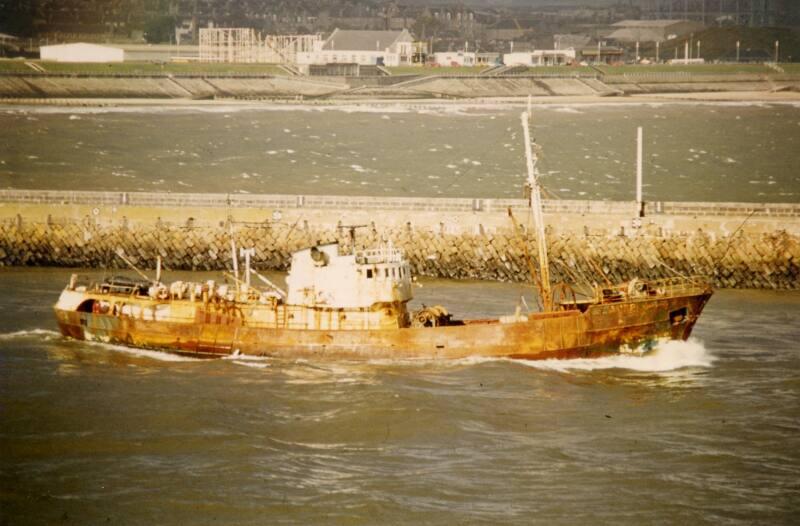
top-left (1, 67), bottom-right (798, 101)
top-left (1, 190), bottom-right (797, 289)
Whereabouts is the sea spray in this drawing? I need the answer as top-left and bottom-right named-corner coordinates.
top-left (0, 328), bottom-right (61, 340)
top-left (83, 341), bottom-right (202, 362)
top-left (231, 360), bottom-right (271, 369)
top-left (223, 352), bottom-right (272, 369)
top-left (517, 338), bottom-right (714, 373)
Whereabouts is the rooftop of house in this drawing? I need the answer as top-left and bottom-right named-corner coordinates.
top-left (322, 29), bottom-right (411, 52)
top-left (607, 28), bottom-right (670, 42)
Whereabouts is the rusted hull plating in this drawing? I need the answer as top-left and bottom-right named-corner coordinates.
top-left (55, 291), bottom-right (712, 361)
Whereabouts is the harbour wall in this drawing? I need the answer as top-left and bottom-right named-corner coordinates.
top-left (1, 190), bottom-right (798, 290)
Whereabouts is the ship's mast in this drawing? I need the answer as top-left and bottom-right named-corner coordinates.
top-left (521, 112), bottom-right (552, 311)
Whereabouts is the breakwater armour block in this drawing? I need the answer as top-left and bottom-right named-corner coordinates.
top-left (1, 209), bottom-right (798, 289)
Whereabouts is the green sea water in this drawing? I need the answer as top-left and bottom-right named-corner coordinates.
top-left (1, 101), bottom-right (799, 524)
top-left (1, 269), bottom-right (799, 524)
top-left (1, 101), bottom-right (799, 202)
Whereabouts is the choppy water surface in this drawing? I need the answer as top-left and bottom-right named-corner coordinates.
top-left (2, 102), bottom-right (800, 202)
top-left (1, 268), bottom-right (799, 524)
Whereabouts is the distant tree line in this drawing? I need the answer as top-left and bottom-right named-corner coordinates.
top-left (143, 15), bottom-right (177, 44)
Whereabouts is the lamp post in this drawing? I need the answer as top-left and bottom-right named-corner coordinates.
top-left (636, 127), bottom-right (644, 218)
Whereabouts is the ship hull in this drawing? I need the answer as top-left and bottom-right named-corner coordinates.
top-left (54, 291), bottom-right (712, 361)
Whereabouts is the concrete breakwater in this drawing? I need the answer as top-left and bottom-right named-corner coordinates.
top-left (1, 190), bottom-right (798, 290)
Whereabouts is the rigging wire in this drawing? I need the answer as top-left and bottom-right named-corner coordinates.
top-left (658, 259), bottom-right (691, 280)
top-left (580, 245), bottom-right (613, 287)
top-left (714, 210), bottom-right (756, 267)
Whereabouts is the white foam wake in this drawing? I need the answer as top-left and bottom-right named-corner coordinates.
top-left (222, 352), bottom-right (272, 369)
top-left (0, 328), bottom-right (61, 340)
top-left (83, 341), bottom-right (201, 362)
top-left (221, 352), bottom-right (271, 362)
top-left (230, 360), bottom-right (271, 369)
top-left (517, 338), bottom-right (714, 373)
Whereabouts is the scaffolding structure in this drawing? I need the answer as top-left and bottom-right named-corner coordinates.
top-left (264, 34), bottom-right (321, 63)
top-left (199, 28), bottom-right (321, 64)
top-left (199, 28), bottom-right (260, 63)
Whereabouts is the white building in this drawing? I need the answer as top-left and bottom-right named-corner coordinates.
top-left (296, 29), bottom-right (413, 67)
top-left (40, 43), bottom-right (124, 63)
top-left (432, 51), bottom-right (476, 67)
top-left (532, 49), bottom-right (576, 66)
top-left (503, 49), bottom-right (576, 67)
top-left (501, 52), bottom-right (531, 66)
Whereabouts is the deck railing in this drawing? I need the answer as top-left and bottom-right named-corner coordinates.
top-left (357, 246), bottom-right (404, 264)
top-left (600, 276), bottom-right (710, 301)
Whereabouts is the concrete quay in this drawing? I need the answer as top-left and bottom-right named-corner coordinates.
top-left (0, 190), bottom-right (798, 289)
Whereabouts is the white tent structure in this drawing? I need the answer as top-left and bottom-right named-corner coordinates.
top-left (40, 43), bottom-right (124, 63)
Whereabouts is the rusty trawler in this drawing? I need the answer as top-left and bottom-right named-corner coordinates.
top-left (54, 113), bottom-right (713, 361)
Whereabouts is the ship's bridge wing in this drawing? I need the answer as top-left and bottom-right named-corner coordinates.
top-left (286, 243), bottom-right (412, 308)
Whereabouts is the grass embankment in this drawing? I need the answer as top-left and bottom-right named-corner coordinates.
top-left (596, 63), bottom-right (776, 75)
top-left (0, 60), bottom-right (288, 76)
top-left (516, 65), bottom-right (598, 75)
top-left (386, 62), bottom-right (795, 78)
top-left (0, 59), bottom-right (40, 73)
top-left (386, 66), bottom-right (489, 76)
top-left (387, 65), bottom-right (598, 76)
